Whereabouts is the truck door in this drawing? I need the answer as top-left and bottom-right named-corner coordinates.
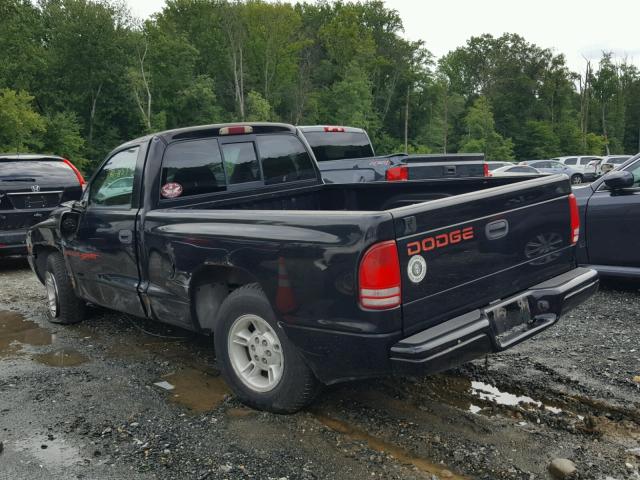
top-left (64, 146), bottom-right (146, 316)
top-left (586, 159), bottom-right (640, 267)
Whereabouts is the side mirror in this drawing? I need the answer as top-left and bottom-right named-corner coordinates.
top-left (60, 211), bottom-right (80, 236)
top-left (603, 170), bottom-right (634, 190)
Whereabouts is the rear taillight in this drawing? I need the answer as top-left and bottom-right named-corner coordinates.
top-left (568, 193), bottom-right (580, 244)
top-left (385, 165), bottom-right (408, 182)
top-left (323, 126), bottom-right (345, 132)
top-left (483, 163), bottom-right (489, 177)
top-left (358, 240), bottom-right (401, 310)
top-left (63, 158), bottom-right (86, 187)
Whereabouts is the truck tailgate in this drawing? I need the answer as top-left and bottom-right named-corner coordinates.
top-left (407, 162), bottom-right (484, 179)
top-left (391, 175), bottom-right (576, 335)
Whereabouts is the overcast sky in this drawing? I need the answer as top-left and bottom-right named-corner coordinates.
top-left (126, 0), bottom-right (640, 73)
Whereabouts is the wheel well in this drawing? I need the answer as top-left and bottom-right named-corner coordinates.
top-left (32, 246), bottom-right (59, 284)
top-left (190, 266), bottom-right (260, 334)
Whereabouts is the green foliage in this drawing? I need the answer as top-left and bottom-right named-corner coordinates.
top-left (245, 90), bottom-right (273, 121)
top-left (0, 89), bottom-right (45, 151)
top-left (41, 112), bottom-right (85, 161)
top-left (519, 121), bottom-right (560, 159)
top-left (459, 97), bottom-right (514, 160)
top-left (585, 133), bottom-right (607, 155)
top-left (321, 62), bottom-right (379, 132)
top-left (0, 0), bottom-right (638, 168)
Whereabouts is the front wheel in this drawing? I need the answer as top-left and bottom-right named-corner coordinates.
top-left (45, 252), bottom-right (86, 324)
top-left (570, 174), bottom-right (583, 185)
top-left (214, 284), bottom-right (320, 413)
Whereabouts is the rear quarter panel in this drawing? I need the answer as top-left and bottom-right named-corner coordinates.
top-left (139, 209), bottom-right (402, 334)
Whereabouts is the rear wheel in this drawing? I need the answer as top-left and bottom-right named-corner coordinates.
top-left (214, 284), bottom-right (320, 413)
top-left (45, 252), bottom-right (85, 324)
top-left (570, 174), bottom-right (583, 185)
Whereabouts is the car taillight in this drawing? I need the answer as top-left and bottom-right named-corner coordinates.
top-left (568, 193), bottom-right (580, 245)
top-left (385, 165), bottom-right (408, 182)
top-left (219, 125), bottom-right (253, 135)
top-left (358, 240), bottom-right (401, 310)
top-left (323, 126), bottom-right (345, 132)
top-left (63, 158), bottom-right (86, 187)
top-left (483, 163), bottom-right (489, 177)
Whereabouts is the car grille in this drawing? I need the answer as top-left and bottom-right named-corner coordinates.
top-left (6, 191), bottom-right (63, 209)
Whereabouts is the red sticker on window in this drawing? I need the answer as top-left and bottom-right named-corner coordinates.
top-left (161, 182), bottom-right (183, 198)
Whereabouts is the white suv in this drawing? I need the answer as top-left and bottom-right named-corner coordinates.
top-left (552, 156), bottom-right (602, 182)
top-left (599, 155), bottom-right (633, 175)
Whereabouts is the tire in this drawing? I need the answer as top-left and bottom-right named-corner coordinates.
top-left (570, 174), bottom-right (583, 185)
top-left (214, 283), bottom-right (320, 413)
top-left (45, 252), bottom-right (85, 325)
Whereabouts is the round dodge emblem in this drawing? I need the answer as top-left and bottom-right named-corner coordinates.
top-left (407, 255), bottom-right (427, 283)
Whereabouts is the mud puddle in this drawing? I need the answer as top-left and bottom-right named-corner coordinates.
top-left (0, 310), bottom-right (53, 356)
top-left (426, 374), bottom-right (575, 418)
top-left (156, 367), bottom-right (231, 413)
top-left (34, 348), bottom-right (88, 367)
top-left (314, 412), bottom-right (466, 479)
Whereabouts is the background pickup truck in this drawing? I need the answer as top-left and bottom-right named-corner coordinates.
top-left (27, 122), bottom-right (598, 413)
top-left (573, 153), bottom-right (640, 278)
top-left (298, 125), bottom-right (487, 183)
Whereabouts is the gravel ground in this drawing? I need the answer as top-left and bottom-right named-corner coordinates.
top-left (1, 256), bottom-right (639, 480)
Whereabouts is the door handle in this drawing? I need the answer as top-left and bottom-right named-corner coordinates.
top-left (118, 229), bottom-right (133, 244)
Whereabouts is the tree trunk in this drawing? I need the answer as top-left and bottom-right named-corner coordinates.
top-left (602, 105), bottom-right (610, 155)
top-left (381, 71), bottom-right (398, 123)
top-left (404, 85), bottom-right (410, 153)
top-left (88, 83), bottom-right (103, 146)
top-left (239, 46), bottom-right (245, 120)
top-left (443, 91), bottom-right (449, 154)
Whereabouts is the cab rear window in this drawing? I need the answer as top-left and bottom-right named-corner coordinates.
top-left (303, 131), bottom-right (374, 162)
top-left (160, 134), bottom-right (316, 200)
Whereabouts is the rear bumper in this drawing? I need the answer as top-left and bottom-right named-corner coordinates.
top-left (0, 229), bottom-right (28, 256)
top-left (283, 267), bottom-right (598, 384)
top-left (390, 267), bottom-right (598, 374)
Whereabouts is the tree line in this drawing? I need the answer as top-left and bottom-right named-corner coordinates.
top-left (1, 0), bottom-right (639, 173)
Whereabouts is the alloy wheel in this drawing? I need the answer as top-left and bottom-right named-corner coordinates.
top-left (227, 314), bottom-right (284, 393)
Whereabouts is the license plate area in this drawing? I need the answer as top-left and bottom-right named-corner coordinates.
top-left (486, 294), bottom-right (533, 348)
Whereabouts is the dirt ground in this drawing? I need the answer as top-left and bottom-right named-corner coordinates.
top-left (1, 256), bottom-right (639, 480)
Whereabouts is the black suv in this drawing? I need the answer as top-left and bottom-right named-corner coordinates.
top-left (0, 154), bottom-right (84, 256)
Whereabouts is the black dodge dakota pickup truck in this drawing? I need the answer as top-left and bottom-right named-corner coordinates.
top-left (27, 122), bottom-right (598, 413)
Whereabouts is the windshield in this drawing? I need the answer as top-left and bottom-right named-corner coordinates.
top-left (303, 131), bottom-right (374, 162)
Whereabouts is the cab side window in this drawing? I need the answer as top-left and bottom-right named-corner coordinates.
top-left (90, 147), bottom-right (139, 207)
top-left (161, 138), bottom-right (226, 198)
top-left (564, 158), bottom-right (577, 166)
